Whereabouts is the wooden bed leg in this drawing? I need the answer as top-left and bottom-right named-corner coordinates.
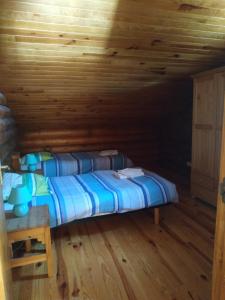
top-left (154, 208), bottom-right (160, 225)
top-left (45, 227), bottom-right (53, 277)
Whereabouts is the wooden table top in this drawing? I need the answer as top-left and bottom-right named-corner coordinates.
top-left (6, 206), bottom-right (49, 232)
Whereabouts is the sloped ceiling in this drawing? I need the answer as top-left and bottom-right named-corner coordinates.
top-left (0, 0), bottom-right (225, 130)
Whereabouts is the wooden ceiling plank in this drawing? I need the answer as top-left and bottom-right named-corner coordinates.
top-left (2, 8), bottom-right (225, 35)
top-left (0, 0), bottom-right (221, 131)
top-left (4, 0), bottom-right (225, 18)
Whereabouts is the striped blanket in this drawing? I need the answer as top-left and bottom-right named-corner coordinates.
top-left (32, 170), bottom-right (178, 228)
top-left (22, 152), bottom-right (133, 176)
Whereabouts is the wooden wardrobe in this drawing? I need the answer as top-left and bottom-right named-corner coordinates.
top-left (191, 67), bottom-right (225, 207)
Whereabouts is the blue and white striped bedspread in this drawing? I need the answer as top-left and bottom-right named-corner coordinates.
top-left (41, 152), bottom-right (133, 176)
top-left (33, 170), bottom-right (178, 228)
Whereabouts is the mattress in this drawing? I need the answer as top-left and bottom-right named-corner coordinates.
top-left (31, 170), bottom-right (178, 228)
top-left (21, 151), bottom-right (133, 176)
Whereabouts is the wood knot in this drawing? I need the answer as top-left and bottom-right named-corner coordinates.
top-left (73, 242), bottom-right (82, 249)
top-left (179, 3), bottom-right (206, 11)
top-left (61, 282), bottom-right (67, 290)
top-left (56, 271), bottom-right (60, 280)
top-left (202, 45), bottom-right (211, 50)
top-left (151, 39), bottom-right (162, 46)
top-left (109, 51), bottom-right (118, 57)
top-left (72, 288), bottom-right (80, 297)
top-left (36, 262), bottom-right (42, 268)
top-left (200, 274), bottom-right (208, 281)
top-left (126, 45), bottom-right (139, 50)
top-left (122, 258), bottom-right (127, 263)
top-left (148, 239), bottom-right (157, 248)
top-left (187, 290), bottom-right (194, 300)
top-left (66, 39), bottom-right (76, 45)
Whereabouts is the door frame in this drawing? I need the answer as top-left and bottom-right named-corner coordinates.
top-left (0, 164), bottom-right (12, 300)
top-left (212, 95), bottom-right (225, 299)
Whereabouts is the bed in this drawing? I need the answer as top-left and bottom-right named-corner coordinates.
top-left (26, 170), bottom-right (178, 228)
top-left (17, 151), bottom-right (133, 177)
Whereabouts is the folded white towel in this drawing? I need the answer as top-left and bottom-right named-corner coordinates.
top-left (114, 172), bottom-right (128, 179)
top-left (119, 168), bottom-right (144, 176)
top-left (115, 168), bottom-right (144, 179)
top-left (99, 149), bottom-right (118, 156)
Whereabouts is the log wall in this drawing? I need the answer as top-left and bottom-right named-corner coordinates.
top-left (16, 81), bottom-right (192, 170)
top-left (0, 93), bottom-right (16, 162)
top-left (20, 127), bottom-right (160, 168)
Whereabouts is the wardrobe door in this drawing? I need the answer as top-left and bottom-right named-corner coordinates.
top-left (191, 74), bottom-right (217, 206)
top-left (214, 73), bottom-right (225, 185)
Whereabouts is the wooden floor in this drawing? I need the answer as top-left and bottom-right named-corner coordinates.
top-left (12, 184), bottom-right (216, 300)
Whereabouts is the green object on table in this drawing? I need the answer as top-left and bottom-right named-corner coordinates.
top-left (8, 184), bottom-right (32, 217)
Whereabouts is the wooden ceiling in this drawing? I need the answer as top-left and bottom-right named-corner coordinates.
top-left (0, 0), bottom-right (225, 130)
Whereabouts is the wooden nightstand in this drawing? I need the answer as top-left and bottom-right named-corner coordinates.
top-left (6, 206), bottom-right (53, 277)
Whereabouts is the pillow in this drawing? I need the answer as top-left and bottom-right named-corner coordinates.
top-left (22, 173), bottom-right (50, 196)
top-left (36, 152), bottom-right (53, 162)
top-left (3, 172), bottom-right (23, 201)
top-left (99, 149), bottom-right (118, 156)
top-left (20, 152), bottom-right (53, 165)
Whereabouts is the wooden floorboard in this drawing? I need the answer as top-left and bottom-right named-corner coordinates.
top-left (12, 185), bottom-right (215, 300)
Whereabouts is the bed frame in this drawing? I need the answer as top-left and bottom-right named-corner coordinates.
top-left (10, 152), bottom-right (160, 225)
